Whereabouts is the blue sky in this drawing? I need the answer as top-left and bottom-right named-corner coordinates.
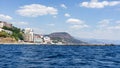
top-left (0, 0), bottom-right (120, 40)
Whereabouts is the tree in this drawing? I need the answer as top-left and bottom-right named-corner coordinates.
top-left (0, 31), bottom-right (9, 37)
top-left (2, 26), bottom-right (24, 41)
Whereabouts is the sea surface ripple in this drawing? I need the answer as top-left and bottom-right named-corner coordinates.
top-left (0, 45), bottom-right (120, 68)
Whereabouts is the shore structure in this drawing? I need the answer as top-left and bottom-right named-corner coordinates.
top-left (24, 28), bottom-right (34, 42)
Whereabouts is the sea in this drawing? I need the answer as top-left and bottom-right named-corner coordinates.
top-left (0, 44), bottom-right (120, 68)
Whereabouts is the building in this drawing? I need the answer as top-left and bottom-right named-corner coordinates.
top-left (0, 21), bottom-right (12, 28)
top-left (24, 28), bottom-right (34, 42)
top-left (43, 36), bottom-right (52, 44)
top-left (4, 30), bottom-right (12, 35)
top-left (0, 21), bottom-right (13, 35)
top-left (0, 28), bottom-right (12, 35)
top-left (0, 28), bottom-right (3, 31)
top-left (34, 34), bottom-right (43, 43)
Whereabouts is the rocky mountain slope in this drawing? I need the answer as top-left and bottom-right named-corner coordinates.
top-left (48, 32), bottom-right (86, 45)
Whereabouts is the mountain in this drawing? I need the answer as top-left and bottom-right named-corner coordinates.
top-left (78, 38), bottom-right (120, 45)
top-left (48, 32), bottom-right (86, 45)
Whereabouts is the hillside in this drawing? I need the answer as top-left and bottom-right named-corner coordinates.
top-left (2, 26), bottom-right (24, 41)
top-left (48, 32), bottom-right (86, 45)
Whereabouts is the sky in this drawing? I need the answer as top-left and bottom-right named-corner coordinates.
top-left (0, 0), bottom-right (120, 40)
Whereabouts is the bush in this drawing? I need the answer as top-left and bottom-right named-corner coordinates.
top-left (0, 31), bottom-right (8, 37)
top-left (2, 26), bottom-right (24, 41)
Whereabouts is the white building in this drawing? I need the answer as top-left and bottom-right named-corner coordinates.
top-left (24, 28), bottom-right (34, 42)
top-left (0, 28), bottom-right (12, 34)
top-left (43, 36), bottom-right (51, 44)
top-left (0, 21), bottom-right (13, 35)
top-left (0, 21), bottom-right (12, 28)
top-left (0, 28), bottom-right (3, 31)
top-left (34, 34), bottom-right (43, 43)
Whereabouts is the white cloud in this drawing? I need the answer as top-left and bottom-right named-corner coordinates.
top-left (71, 19), bottom-right (120, 40)
top-left (11, 21), bottom-right (29, 28)
top-left (0, 14), bottom-right (12, 20)
top-left (47, 23), bottom-right (55, 26)
top-left (70, 24), bottom-right (89, 29)
top-left (98, 19), bottom-right (110, 27)
top-left (17, 4), bottom-right (58, 17)
top-left (60, 4), bottom-right (67, 9)
top-left (64, 13), bottom-right (71, 17)
top-left (91, 0), bottom-right (97, 2)
top-left (116, 20), bottom-right (120, 24)
top-left (80, 0), bottom-right (120, 8)
top-left (86, 30), bottom-right (119, 40)
top-left (73, 27), bottom-right (120, 40)
top-left (107, 26), bottom-right (120, 30)
top-left (53, 16), bottom-right (57, 18)
top-left (12, 22), bottom-right (28, 26)
top-left (66, 18), bottom-right (89, 29)
top-left (32, 27), bottom-right (45, 34)
top-left (66, 18), bottom-right (84, 24)
top-left (98, 19), bottom-right (120, 30)
top-left (18, 22), bottom-right (28, 25)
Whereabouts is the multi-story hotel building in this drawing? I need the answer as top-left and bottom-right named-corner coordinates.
top-left (24, 28), bottom-right (34, 42)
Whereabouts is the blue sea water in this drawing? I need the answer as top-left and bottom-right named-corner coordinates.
top-left (0, 45), bottom-right (120, 68)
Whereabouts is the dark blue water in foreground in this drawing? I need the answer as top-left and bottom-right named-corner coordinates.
top-left (0, 45), bottom-right (120, 68)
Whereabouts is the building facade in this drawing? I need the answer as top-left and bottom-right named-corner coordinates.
top-left (34, 34), bottom-right (43, 43)
top-left (0, 21), bottom-right (12, 28)
top-left (43, 36), bottom-right (51, 44)
top-left (24, 28), bottom-right (34, 42)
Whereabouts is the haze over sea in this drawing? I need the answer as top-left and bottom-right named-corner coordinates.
top-left (0, 44), bottom-right (120, 68)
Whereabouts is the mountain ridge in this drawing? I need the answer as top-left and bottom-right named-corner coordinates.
top-left (47, 32), bottom-right (86, 45)
top-left (78, 38), bottom-right (120, 45)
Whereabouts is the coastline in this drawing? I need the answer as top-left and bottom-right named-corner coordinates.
top-left (0, 42), bottom-right (116, 46)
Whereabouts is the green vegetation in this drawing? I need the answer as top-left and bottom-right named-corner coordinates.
top-left (2, 26), bottom-right (24, 41)
top-left (51, 37), bottom-right (63, 43)
top-left (0, 31), bottom-right (10, 37)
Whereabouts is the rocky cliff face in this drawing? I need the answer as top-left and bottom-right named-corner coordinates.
top-left (48, 32), bottom-right (86, 45)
